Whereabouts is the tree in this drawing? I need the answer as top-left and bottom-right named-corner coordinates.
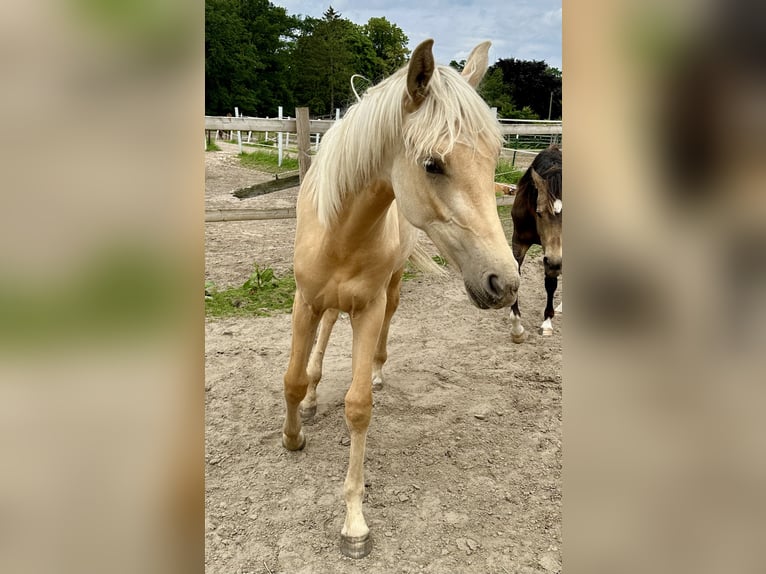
top-left (363, 17), bottom-right (410, 78)
top-left (289, 8), bottom-right (381, 115)
top-left (205, 0), bottom-right (257, 114)
top-left (479, 68), bottom-right (516, 118)
top-left (205, 0), bottom-right (298, 116)
top-left (491, 58), bottom-right (562, 120)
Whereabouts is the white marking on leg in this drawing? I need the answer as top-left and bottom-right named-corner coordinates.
top-left (541, 317), bottom-right (553, 335)
top-left (372, 366), bottom-right (384, 389)
top-left (342, 430), bottom-right (369, 538)
top-left (510, 309), bottom-right (525, 342)
top-left (553, 199), bottom-right (562, 214)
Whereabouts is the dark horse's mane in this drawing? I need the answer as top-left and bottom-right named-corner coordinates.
top-left (517, 145), bottom-right (562, 205)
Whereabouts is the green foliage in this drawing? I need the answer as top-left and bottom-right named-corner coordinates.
top-left (205, 0), bottom-right (298, 115)
top-left (363, 17), bottom-right (410, 77)
top-left (495, 158), bottom-right (524, 185)
top-left (238, 149), bottom-right (299, 173)
top-left (205, 265), bottom-right (296, 317)
top-left (205, 2), bottom-right (558, 121)
top-left (206, 141), bottom-right (221, 152)
top-left (479, 68), bottom-right (516, 118)
top-left (289, 8), bottom-right (396, 115)
top-left (488, 58), bottom-right (562, 120)
top-left (243, 265), bottom-right (275, 291)
top-left (206, 3), bottom-right (410, 117)
top-left (509, 105), bottom-right (540, 120)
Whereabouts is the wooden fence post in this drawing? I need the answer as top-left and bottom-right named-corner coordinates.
top-left (296, 107), bottom-right (312, 183)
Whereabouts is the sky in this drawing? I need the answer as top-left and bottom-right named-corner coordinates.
top-left (272, 0), bottom-right (562, 71)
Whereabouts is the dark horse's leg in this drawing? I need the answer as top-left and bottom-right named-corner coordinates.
top-left (541, 274), bottom-right (559, 336)
top-left (510, 241), bottom-right (530, 343)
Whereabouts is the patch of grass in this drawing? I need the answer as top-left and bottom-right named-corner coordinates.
top-left (239, 149), bottom-right (299, 174)
top-left (206, 141), bottom-right (221, 152)
top-left (205, 265), bottom-right (296, 317)
top-left (495, 158), bottom-right (524, 185)
top-left (526, 244), bottom-right (544, 257)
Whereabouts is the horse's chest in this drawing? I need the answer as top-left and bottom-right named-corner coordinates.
top-left (299, 244), bottom-right (398, 311)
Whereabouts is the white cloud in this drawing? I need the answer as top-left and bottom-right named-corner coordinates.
top-left (544, 7), bottom-right (563, 26)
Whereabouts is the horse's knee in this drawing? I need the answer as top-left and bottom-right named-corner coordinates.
top-left (284, 374), bottom-right (308, 405)
top-left (344, 392), bottom-right (372, 430)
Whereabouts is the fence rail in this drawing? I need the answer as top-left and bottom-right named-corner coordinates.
top-left (204, 116), bottom-right (561, 137)
top-left (204, 110), bottom-right (560, 214)
top-left (205, 194), bottom-right (516, 222)
top-left (205, 116), bottom-right (335, 134)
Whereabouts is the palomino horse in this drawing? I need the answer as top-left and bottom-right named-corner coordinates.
top-left (281, 39), bottom-right (520, 558)
top-left (509, 145), bottom-right (563, 341)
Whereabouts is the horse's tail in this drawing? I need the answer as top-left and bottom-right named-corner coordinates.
top-left (407, 242), bottom-right (449, 276)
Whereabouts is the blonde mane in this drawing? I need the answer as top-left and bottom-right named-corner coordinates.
top-left (308, 64), bottom-right (503, 227)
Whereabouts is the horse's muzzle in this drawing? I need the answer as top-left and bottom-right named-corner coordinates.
top-left (465, 271), bottom-right (519, 309)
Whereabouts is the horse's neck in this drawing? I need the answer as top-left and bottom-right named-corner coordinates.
top-left (333, 179), bottom-right (396, 244)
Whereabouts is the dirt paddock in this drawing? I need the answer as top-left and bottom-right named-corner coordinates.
top-left (205, 143), bottom-right (562, 573)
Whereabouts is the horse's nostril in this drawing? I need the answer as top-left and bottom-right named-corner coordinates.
top-left (487, 274), bottom-right (502, 298)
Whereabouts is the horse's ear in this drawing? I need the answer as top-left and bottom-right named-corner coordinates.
top-left (407, 39), bottom-right (435, 108)
top-left (532, 169), bottom-right (549, 212)
top-left (461, 41), bottom-right (491, 88)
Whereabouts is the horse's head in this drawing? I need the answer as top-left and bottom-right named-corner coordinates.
top-left (391, 39), bottom-right (519, 309)
top-left (529, 153), bottom-right (563, 279)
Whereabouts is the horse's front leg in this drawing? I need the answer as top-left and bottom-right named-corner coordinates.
top-left (510, 241), bottom-right (529, 344)
top-left (541, 275), bottom-right (559, 336)
top-left (340, 293), bottom-right (386, 559)
top-left (282, 292), bottom-right (321, 451)
top-left (300, 308), bottom-right (340, 421)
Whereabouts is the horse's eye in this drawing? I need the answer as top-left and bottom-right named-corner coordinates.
top-left (424, 158), bottom-right (445, 175)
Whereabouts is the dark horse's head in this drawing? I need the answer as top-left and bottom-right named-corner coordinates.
top-left (524, 146), bottom-right (562, 278)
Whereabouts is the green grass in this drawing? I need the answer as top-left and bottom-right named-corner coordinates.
top-left (205, 265), bottom-right (296, 317)
top-left (239, 149), bottom-right (299, 174)
top-left (495, 157), bottom-right (524, 185)
top-left (206, 141), bottom-right (221, 152)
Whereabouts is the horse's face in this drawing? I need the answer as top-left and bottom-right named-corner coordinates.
top-left (392, 141), bottom-right (519, 309)
top-left (390, 39), bottom-right (519, 309)
top-left (531, 169), bottom-right (563, 279)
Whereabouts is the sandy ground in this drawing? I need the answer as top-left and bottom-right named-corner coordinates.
top-left (205, 143), bottom-right (562, 573)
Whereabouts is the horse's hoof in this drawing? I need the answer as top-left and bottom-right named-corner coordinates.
top-left (511, 331), bottom-right (526, 344)
top-left (282, 430), bottom-right (306, 451)
top-left (300, 405), bottom-right (316, 422)
top-left (541, 328), bottom-right (553, 337)
top-left (340, 533), bottom-right (372, 559)
top-left (372, 375), bottom-right (384, 391)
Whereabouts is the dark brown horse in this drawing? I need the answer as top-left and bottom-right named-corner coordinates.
top-left (510, 145), bottom-right (562, 341)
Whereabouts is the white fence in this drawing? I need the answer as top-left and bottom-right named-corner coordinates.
top-left (204, 114), bottom-right (562, 169)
